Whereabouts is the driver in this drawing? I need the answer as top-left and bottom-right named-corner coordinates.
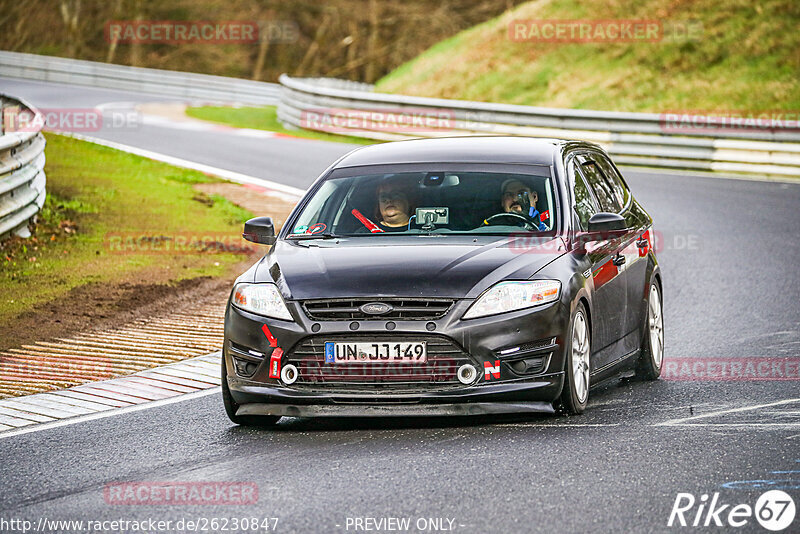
top-left (370, 178), bottom-right (414, 231)
top-left (499, 179), bottom-right (548, 231)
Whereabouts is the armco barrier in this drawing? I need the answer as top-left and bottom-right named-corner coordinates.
top-left (0, 51), bottom-right (279, 106)
top-left (0, 95), bottom-right (46, 240)
top-left (2, 51), bottom-right (796, 177)
top-left (278, 75), bottom-right (800, 177)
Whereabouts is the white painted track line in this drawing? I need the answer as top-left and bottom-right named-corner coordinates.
top-left (63, 133), bottom-right (305, 199)
top-left (0, 351), bottom-right (222, 438)
top-left (657, 398), bottom-right (800, 428)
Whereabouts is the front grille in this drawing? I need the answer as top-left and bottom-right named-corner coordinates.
top-left (285, 334), bottom-right (474, 392)
top-left (302, 298), bottom-right (453, 321)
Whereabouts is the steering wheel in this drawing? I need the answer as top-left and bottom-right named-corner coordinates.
top-left (483, 212), bottom-right (538, 231)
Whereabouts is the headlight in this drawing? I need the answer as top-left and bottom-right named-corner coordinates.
top-left (463, 280), bottom-right (561, 319)
top-left (232, 283), bottom-right (292, 321)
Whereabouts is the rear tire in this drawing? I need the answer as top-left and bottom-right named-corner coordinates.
top-left (557, 302), bottom-right (591, 415)
top-left (222, 354), bottom-right (281, 427)
top-left (636, 282), bottom-right (664, 381)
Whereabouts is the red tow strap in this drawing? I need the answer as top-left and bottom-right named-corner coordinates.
top-left (262, 324), bottom-right (282, 378)
top-left (351, 208), bottom-right (384, 233)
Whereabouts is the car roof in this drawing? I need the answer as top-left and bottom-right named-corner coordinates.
top-left (334, 136), bottom-right (588, 168)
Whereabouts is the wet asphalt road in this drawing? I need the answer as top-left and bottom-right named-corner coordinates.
top-left (0, 77), bottom-right (798, 533)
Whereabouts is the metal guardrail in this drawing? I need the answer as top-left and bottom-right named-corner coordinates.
top-left (0, 95), bottom-right (47, 240)
top-left (2, 52), bottom-right (796, 177)
top-left (0, 51), bottom-right (280, 106)
top-left (278, 75), bottom-right (800, 177)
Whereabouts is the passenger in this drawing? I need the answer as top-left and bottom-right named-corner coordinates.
top-left (500, 179), bottom-right (548, 231)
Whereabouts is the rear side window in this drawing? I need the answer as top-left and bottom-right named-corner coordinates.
top-left (579, 158), bottom-right (621, 213)
top-left (594, 154), bottom-right (630, 208)
top-left (570, 161), bottom-right (599, 230)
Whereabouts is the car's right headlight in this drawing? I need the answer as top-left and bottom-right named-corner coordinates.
top-left (232, 283), bottom-right (292, 321)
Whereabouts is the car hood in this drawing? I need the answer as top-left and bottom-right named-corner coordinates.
top-left (255, 236), bottom-right (566, 300)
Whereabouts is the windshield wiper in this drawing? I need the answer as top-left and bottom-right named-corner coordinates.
top-left (286, 232), bottom-right (340, 240)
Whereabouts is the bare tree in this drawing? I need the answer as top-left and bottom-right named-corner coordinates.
top-left (0, 0), bottom-right (528, 82)
top-left (58, 0), bottom-right (82, 57)
top-left (364, 0), bottom-right (380, 83)
top-left (105, 0), bottom-right (123, 63)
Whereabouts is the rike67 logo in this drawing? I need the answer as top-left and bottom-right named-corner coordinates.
top-left (668, 491), bottom-right (795, 531)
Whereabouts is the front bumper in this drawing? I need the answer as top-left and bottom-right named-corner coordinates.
top-left (224, 297), bottom-right (569, 415)
top-left (237, 401), bottom-right (555, 417)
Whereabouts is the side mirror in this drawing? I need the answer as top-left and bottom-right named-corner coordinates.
top-left (588, 212), bottom-right (626, 232)
top-left (582, 212), bottom-right (628, 243)
top-left (242, 216), bottom-right (276, 245)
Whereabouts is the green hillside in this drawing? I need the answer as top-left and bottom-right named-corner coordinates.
top-left (376, 0), bottom-right (799, 112)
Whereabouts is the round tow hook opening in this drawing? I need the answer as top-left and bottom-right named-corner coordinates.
top-left (281, 364), bottom-right (299, 385)
top-left (457, 364), bottom-right (477, 385)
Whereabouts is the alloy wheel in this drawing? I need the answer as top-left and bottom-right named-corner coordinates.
top-left (648, 284), bottom-right (664, 368)
top-left (572, 311), bottom-right (590, 403)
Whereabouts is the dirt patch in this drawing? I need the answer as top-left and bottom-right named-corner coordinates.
top-left (0, 265), bottom-right (243, 353)
top-left (0, 182), bottom-right (297, 354)
top-left (193, 182), bottom-right (298, 230)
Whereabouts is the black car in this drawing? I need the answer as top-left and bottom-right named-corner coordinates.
top-left (222, 136), bottom-right (663, 425)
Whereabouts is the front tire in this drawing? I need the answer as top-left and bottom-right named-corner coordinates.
top-left (557, 302), bottom-right (591, 415)
top-left (636, 282), bottom-right (664, 380)
top-left (222, 354), bottom-right (281, 427)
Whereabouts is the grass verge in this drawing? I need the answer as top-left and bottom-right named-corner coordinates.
top-left (376, 0), bottom-right (800, 112)
top-left (185, 105), bottom-right (376, 145)
top-left (0, 134), bottom-right (254, 332)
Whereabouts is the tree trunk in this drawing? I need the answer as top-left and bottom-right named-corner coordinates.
top-left (105, 0), bottom-right (123, 63)
top-left (364, 0), bottom-right (380, 83)
top-left (294, 12), bottom-right (331, 77)
top-left (58, 0), bottom-right (82, 58)
top-left (252, 28), bottom-right (271, 80)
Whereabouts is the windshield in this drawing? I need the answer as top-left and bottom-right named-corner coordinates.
top-left (286, 168), bottom-right (557, 238)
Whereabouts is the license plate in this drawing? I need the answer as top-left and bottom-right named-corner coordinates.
top-left (324, 341), bottom-right (427, 364)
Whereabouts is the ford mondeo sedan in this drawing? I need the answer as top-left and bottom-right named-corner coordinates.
top-left (222, 137), bottom-right (663, 425)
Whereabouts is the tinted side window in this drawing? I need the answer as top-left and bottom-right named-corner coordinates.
top-left (594, 154), bottom-right (630, 208)
top-left (571, 162), bottom-right (599, 230)
top-left (580, 159), bottom-right (621, 213)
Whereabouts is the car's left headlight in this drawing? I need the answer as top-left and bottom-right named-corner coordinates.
top-left (463, 280), bottom-right (561, 319)
top-left (232, 283), bottom-right (293, 321)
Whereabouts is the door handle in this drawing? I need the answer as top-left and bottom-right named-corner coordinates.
top-left (636, 238), bottom-right (649, 249)
top-left (612, 254), bottom-right (626, 266)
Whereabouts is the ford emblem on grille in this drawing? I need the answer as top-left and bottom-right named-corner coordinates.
top-left (360, 302), bottom-right (393, 315)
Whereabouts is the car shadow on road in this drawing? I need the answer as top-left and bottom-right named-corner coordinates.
top-left (220, 374), bottom-right (679, 436)
top-left (223, 377), bottom-right (651, 434)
